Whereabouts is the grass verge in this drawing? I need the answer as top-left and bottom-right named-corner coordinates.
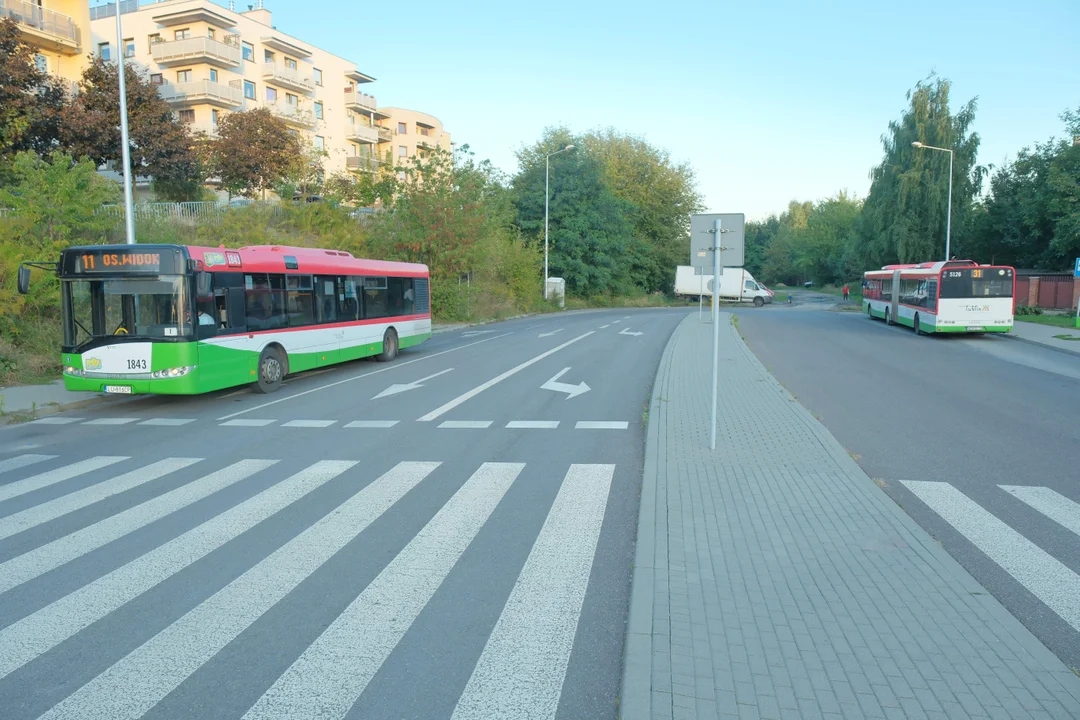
top-left (1015, 314), bottom-right (1078, 328)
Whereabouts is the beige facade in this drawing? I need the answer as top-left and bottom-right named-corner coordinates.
top-left (2, 0), bottom-right (91, 83)
top-left (89, 0), bottom-right (384, 181)
top-left (376, 108), bottom-right (452, 168)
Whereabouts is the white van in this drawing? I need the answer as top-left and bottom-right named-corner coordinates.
top-left (674, 266), bottom-right (774, 307)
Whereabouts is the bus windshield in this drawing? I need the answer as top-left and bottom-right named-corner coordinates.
top-left (64, 276), bottom-right (192, 350)
top-left (939, 268), bottom-right (1013, 299)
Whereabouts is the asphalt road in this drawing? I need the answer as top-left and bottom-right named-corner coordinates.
top-left (0, 308), bottom-right (685, 720)
top-left (736, 297), bottom-right (1080, 670)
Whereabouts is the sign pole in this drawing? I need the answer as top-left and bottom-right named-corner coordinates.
top-left (710, 218), bottom-right (721, 451)
top-left (699, 272), bottom-right (703, 321)
top-left (115, 0), bottom-right (135, 245)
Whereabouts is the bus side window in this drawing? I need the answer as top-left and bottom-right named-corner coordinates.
top-left (225, 287), bottom-right (246, 330)
top-left (315, 276), bottom-right (337, 323)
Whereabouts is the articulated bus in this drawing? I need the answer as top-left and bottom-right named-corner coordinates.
top-left (862, 260), bottom-right (1014, 334)
top-left (17, 244), bottom-right (431, 395)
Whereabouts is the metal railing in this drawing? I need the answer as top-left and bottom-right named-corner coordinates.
top-left (262, 61), bottom-right (314, 93)
top-left (344, 91), bottom-right (377, 112)
top-left (345, 124), bottom-right (380, 144)
top-left (268, 102), bottom-right (314, 127)
top-left (152, 36), bottom-right (241, 66)
top-left (89, 0), bottom-right (137, 20)
top-left (1, 0), bottom-right (81, 44)
top-left (377, 127), bottom-right (393, 143)
top-left (99, 202), bottom-right (222, 219)
top-left (158, 79), bottom-right (244, 106)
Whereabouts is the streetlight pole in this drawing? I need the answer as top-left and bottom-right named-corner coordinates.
top-left (544, 144), bottom-right (574, 299)
top-left (912, 141), bottom-right (953, 260)
top-left (115, 0), bottom-right (135, 244)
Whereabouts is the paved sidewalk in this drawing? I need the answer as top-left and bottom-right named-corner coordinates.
top-left (620, 312), bottom-right (1080, 720)
top-left (0, 380), bottom-right (102, 417)
top-left (1008, 319), bottom-right (1080, 356)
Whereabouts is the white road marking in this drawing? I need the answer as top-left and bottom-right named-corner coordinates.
top-left (462, 330), bottom-right (497, 337)
top-left (220, 419), bottom-right (276, 427)
top-left (506, 421), bottom-right (560, 429)
top-left (575, 421), bottom-right (628, 430)
top-left (218, 333), bottom-right (511, 420)
top-left (1001, 485), bottom-right (1080, 538)
top-left (0, 460), bottom-right (350, 679)
top-left (452, 464), bottom-right (615, 720)
top-left (281, 420), bottom-right (336, 428)
top-left (344, 420), bottom-right (399, 428)
top-left (137, 418), bottom-right (196, 426)
top-left (0, 456), bottom-right (128, 504)
top-left (419, 332), bottom-right (595, 421)
top-left (438, 421), bottom-right (493, 429)
top-left (28, 417), bottom-right (84, 425)
top-left (373, 367), bottom-right (454, 399)
top-left (0, 458), bottom-right (201, 541)
top-left (0, 454), bottom-right (55, 474)
top-left (0, 460), bottom-right (276, 595)
top-left (538, 329), bottom-right (563, 338)
top-left (618, 327), bottom-right (643, 337)
top-left (242, 462), bottom-right (523, 720)
top-left (902, 481), bottom-right (1080, 632)
top-left (599, 324), bottom-right (610, 329)
top-left (541, 367), bottom-right (590, 399)
top-left (39, 462), bottom-right (440, 720)
top-left (82, 418), bottom-right (139, 426)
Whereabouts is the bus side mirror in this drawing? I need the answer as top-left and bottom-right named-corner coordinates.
top-left (196, 271), bottom-right (212, 298)
top-left (17, 265), bottom-right (30, 295)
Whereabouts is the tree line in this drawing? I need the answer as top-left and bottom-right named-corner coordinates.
top-left (745, 75), bottom-right (1080, 287)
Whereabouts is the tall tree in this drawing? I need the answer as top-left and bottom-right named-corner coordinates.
top-left (0, 19), bottom-right (67, 163)
top-left (206, 108), bottom-right (300, 199)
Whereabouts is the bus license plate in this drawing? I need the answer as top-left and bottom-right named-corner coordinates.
top-left (103, 385), bottom-right (132, 394)
top-left (966, 326), bottom-right (983, 331)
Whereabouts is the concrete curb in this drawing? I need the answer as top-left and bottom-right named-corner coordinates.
top-left (0, 391), bottom-right (135, 426)
top-left (618, 313), bottom-right (684, 720)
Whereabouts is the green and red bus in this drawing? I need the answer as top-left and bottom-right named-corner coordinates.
top-left (862, 259), bottom-right (1014, 334)
top-left (18, 244), bottom-right (431, 395)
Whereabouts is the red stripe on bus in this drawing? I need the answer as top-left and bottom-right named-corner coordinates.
top-left (216, 314), bottom-right (431, 338)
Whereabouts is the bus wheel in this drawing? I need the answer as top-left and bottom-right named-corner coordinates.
top-left (377, 328), bottom-right (398, 362)
top-left (914, 313), bottom-right (922, 335)
top-left (255, 347), bottom-right (285, 394)
top-left (753, 296), bottom-right (764, 308)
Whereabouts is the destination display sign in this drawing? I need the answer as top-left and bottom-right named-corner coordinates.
top-left (61, 247), bottom-right (185, 276)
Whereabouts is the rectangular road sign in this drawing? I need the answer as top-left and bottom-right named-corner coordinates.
top-left (690, 213), bottom-right (744, 269)
top-left (1074, 257), bottom-right (1080, 277)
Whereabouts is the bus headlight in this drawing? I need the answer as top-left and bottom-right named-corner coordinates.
top-left (64, 366), bottom-right (85, 377)
top-left (150, 366), bottom-right (195, 379)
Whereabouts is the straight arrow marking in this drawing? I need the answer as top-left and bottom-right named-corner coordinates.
top-left (619, 328), bottom-right (643, 337)
top-left (373, 368), bottom-right (454, 399)
top-left (541, 367), bottom-right (590, 399)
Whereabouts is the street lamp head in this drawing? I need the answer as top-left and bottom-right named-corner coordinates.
top-left (912, 141), bottom-right (924, 148)
top-left (565, 144), bottom-right (575, 151)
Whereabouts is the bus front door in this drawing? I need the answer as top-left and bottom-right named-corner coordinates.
top-left (890, 270), bottom-right (901, 325)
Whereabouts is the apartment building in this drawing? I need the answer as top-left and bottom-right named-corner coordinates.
top-left (376, 108), bottom-right (453, 168)
top-left (1, 0), bottom-right (91, 83)
top-left (89, 0), bottom-right (384, 181)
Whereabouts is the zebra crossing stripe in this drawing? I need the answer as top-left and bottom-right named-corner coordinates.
top-left (902, 481), bottom-right (1080, 633)
top-left (0, 454), bottom-right (56, 474)
top-left (0, 456), bottom-right (128, 504)
top-left (37, 462), bottom-right (441, 720)
top-left (1001, 486), bottom-right (1080, 539)
top-left (0, 460), bottom-right (276, 596)
top-left (0, 460), bottom-right (352, 680)
top-left (242, 462), bottom-right (525, 720)
top-left (0, 458), bottom-right (201, 541)
top-left (452, 464), bottom-right (615, 720)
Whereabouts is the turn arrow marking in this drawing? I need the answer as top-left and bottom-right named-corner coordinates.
top-left (538, 329), bottom-right (563, 338)
top-left (541, 367), bottom-right (590, 399)
top-left (373, 368), bottom-right (454, 399)
top-left (619, 328), bottom-right (643, 337)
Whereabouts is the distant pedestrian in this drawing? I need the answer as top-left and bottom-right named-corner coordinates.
top-left (786, 293), bottom-right (792, 305)
top-left (842, 284), bottom-right (850, 302)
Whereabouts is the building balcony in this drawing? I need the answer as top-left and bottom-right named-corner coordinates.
top-left (0, 0), bottom-right (81, 54)
top-left (346, 156), bottom-right (379, 173)
top-left (377, 126), bottom-right (393, 143)
top-left (268, 102), bottom-right (314, 128)
top-left (158, 80), bottom-right (243, 108)
top-left (345, 124), bottom-right (379, 144)
top-left (262, 62), bottom-right (314, 94)
top-left (344, 90), bottom-right (377, 114)
top-left (152, 36), bottom-right (242, 68)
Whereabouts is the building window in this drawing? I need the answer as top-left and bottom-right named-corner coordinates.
top-left (285, 57), bottom-right (297, 70)
top-left (178, 109), bottom-right (195, 124)
top-left (212, 109), bottom-right (219, 125)
top-left (399, 145), bottom-right (407, 157)
top-left (314, 136), bottom-right (324, 151)
top-left (244, 80), bottom-right (255, 99)
top-left (34, 54), bottom-right (48, 73)
top-left (174, 29), bottom-right (191, 40)
top-left (177, 69), bottom-right (192, 83)
top-left (207, 28), bottom-right (215, 39)
top-left (209, 68), bottom-right (218, 83)
top-left (98, 43), bottom-right (111, 61)
top-left (148, 34), bottom-right (161, 52)
top-left (313, 68), bottom-right (322, 86)
top-left (264, 49), bottom-right (275, 63)
top-left (397, 122), bottom-right (406, 135)
top-left (150, 73), bottom-right (163, 86)
top-left (314, 101), bottom-right (323, 120)
top-left (124, 38), bottom-right (135, 58)
top-left (266, 86), bottom-right (278, 103)
top-left (242, 42), bottom-right (254, 62)
top-left (286, 93), bottom-right (298, 106)
top-left (397, 171), bottom-right (406, 181)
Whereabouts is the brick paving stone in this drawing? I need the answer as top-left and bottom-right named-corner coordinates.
top-left (617, 313), bottom-right (1080, 720)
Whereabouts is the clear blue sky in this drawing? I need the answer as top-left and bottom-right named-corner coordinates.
top-left (267, 0), bottom-right (1077, 220)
